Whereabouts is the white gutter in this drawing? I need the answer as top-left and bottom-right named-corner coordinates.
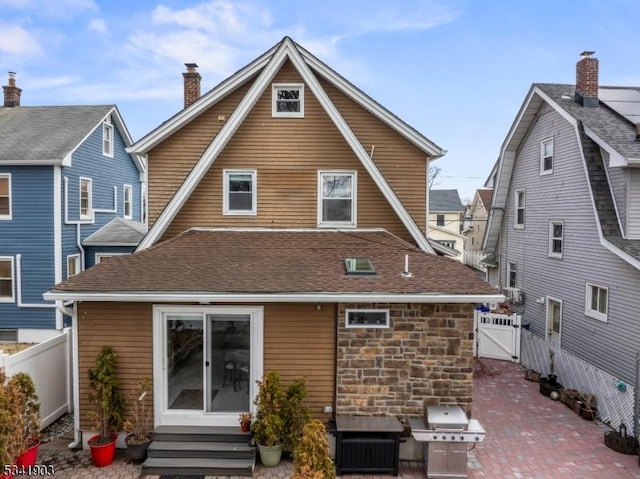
top-left (44, 291), bottom-right (505, 304)
top-left (15, 254), bottom-right (56, 308)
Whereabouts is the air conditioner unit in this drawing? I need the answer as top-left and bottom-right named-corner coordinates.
top-left (502, 287), bottom-right (523, 305)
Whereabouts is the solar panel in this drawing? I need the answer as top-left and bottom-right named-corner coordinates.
top-left (599, 88), bottom-right (640, 124)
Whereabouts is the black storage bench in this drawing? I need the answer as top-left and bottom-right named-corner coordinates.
top-left (334, 416), bottom-right (404, 476)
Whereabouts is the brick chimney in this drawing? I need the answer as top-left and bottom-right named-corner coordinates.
top-left (575, 51), bottom-right (599, 108)
top-left (182, 63), bottom-right (201, 109)
top-left (3, 72), bottom-right (22, 107)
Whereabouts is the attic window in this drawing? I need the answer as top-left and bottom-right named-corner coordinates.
top-left (344, 257), bottom-right (375, 275)
top-left (272, 83), bottom-right (304, 118)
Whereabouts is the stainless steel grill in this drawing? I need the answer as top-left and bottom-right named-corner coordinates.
top-left (409, 406), bottom-right (486, 479)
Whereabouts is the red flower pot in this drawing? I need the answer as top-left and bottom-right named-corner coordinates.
top-left (241, 422), bottom-right (251, 433)
top-left (17, 438), bottom-right (41, 467)
top-left (88, 433), bottom-right (118, 467)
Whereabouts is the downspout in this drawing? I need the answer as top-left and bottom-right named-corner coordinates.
top-left (67, 303), bottom-right (81, 449)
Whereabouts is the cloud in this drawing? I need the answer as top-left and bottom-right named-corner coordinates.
top-left (87, 18), bottom-right (109, 35)
top-left (0, 24), bottom-right (43, 57)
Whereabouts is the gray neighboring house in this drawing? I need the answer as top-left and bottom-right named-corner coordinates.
top-left (483, 52), bottom-right (640, 427)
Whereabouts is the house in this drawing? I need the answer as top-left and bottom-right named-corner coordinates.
top-left (482, 51), bottom-right (640, 428)
top-left (0, 72), bottom-right (146, 341)
top-left (427, 189), bottom-right (466, 259)
top-left (464, 189), bottom-right (493, 252)
top-left (44, 37), bottom-right (501, 472)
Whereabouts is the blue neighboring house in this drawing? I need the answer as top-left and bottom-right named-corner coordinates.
top-left (0, 72), bottom-right (146, 341)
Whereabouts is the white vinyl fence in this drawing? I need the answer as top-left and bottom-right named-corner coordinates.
top-left (0, 328), bottom-right (72, 429)
top-left (463, 250), bottom-right (487, 272)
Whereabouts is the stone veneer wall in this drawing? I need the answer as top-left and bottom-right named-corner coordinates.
top-left (336, 302), bottom-right (475, 421)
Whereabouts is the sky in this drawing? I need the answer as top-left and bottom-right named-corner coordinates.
top-left (2, 0), bottom-right (640, 203)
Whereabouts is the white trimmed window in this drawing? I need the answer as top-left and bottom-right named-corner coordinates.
top-left (123, 184), bottom-right (133, 219)
top-left (103, 119), bottom-right (114, 157)
top-left (95, 253), bottom-right (126, 264)
top-left (507, 261), bottom-right (517, 288)
top-left (272, 84), bottom-right (304, 118)
top-left (0, 257), bottom-right (14, 302)
top-left (0, 174), bottom-right (11, 220)
top-left (67, 254), bottom-right (81, 278)
top-left (541, 138), bottom-right (553, 174)
top-left (514, 189), bottom-right (525, 228)
top-left (346, 309), bottom-right (390, 328)
top-left (549, 221), bottom-right (564, 258)
top-left (585, 283), bottom-right (608, 322)
top-left (223, 170), bottom-right (256, 215)
top-left (437, 240), bottom-right (456, 249)
top-left (80, 177), bottom-right (92, 220)
top-left (318, 171), bottom-right (356, 227)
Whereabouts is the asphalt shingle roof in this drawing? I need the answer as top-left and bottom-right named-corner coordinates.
top-left (53, 229), bottom-right (497, 296)
top-left (83, 218), bottom-right (147, 246)
top-left (0, 105), bottom-right (114, 162)
top-left (429, 189), bottom-right (464, 212)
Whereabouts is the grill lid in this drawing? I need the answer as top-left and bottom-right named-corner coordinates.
top-left (427, 406), bottom-right (468, 429)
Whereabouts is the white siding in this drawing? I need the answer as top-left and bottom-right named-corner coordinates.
top-left (627, 169), bottom-right (640, 239)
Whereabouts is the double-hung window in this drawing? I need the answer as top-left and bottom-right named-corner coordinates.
top-left (0, 257), bottom-right (14, 302)
top-left (318, 171), bottom-right (356, 226)
top-left (514, 189), bottom-right (525, 228)
top-left (123, 184), bottom-right (133, 219)
top-left (585, 283), bottom-right (608, 322)
top-left (0, 174), bottom-right (10, 220)
top-left (79, 177), bottom-right (92, 220)
top-left (223, 170), bottom-right (256, 215)
top-left (436, 214), bottom-right (445, 227)
top-left (541, 138), bottom-right (553, 174)
top-left (103, 119), bottom-right (114, 157)
top-left (272, 84), bottom-right (304, 118)
top-left (67, 254), bottom-right (81, 278)
top-left (549, 221), bottom-right (564, 258)
top-left (507, 261), bottom-right (517, 288)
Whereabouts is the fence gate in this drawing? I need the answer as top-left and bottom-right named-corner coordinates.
top-left (473, 311), bottom-right (522, 362)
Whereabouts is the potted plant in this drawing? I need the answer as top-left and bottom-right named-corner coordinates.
top-left (281, 377), bottom-right (310, 455)
top-left (123, 378), bottom-right (153, 463)
top-left (540, 347), bottom-right (563, 397)
top-left (87, 346), bottom-right (125, 467)
top-left (251, 371), bottom-right (285, 467)
top-left (293, 419), bottom-right (335, 479)
top-left (604, 423), bottom-right (638, 455)
top-left (238, 412), bottom-right (253, 433)
top-left (0, 369), bottom-right (22, 476)
top-left (9, 372), bottom-right (41, 468)
top-left (578, 393), bottom-right (597, 421)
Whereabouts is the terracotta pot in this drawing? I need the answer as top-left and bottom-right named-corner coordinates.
top-left (88, 433), bottom-right (118, 467)
top-left (241, 422), bottom-right (251, 433)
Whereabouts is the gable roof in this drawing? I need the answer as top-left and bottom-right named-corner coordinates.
top-left (0, 105), bottom-right (144, 172)
top-left (83, 218), bottom-right (147, 247)
top-left (429, 189), bottom-right (464, 212)
top-left (45, 228), bottom-right (500, 303)
top-left (131, 37), bottom-right (444, 253)
top-left (484, 81), bottom-right (640, 269)
top-left (477, 189), bottom-right (493, 210)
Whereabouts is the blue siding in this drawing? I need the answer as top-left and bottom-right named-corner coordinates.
top-left (0, 166), bottom-right (56, 329)
top-left (62, 115), bottom-right (142, 276)
top-left (0, 111), bottom-right (142, 332)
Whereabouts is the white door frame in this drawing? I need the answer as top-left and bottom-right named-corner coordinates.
top-left (545, 296), bottom-right (562, 348)
top-left (152, 304), bottom-right (264, 427)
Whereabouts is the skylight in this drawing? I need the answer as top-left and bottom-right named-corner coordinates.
top-left (344, 257), bottom-right (375, 275)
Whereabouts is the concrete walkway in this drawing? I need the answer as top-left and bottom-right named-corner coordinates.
top-left (36, 359), bottom-right (640, 478)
